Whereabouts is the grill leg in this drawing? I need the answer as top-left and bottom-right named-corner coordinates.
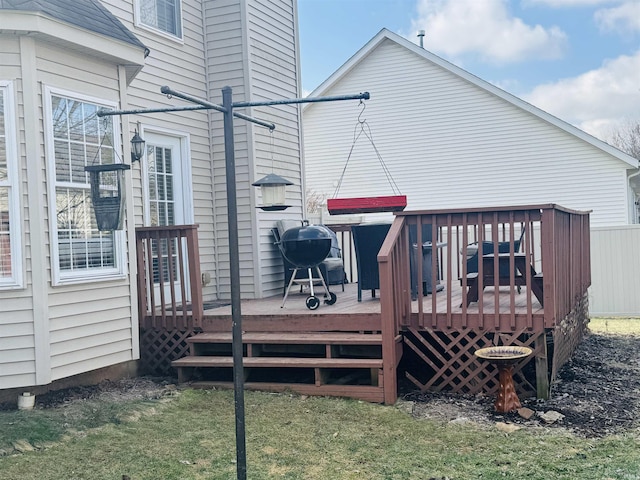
top-left (307, 268), bottom-right (315, 297)
top-left (315, 266), bottom-right (331, 296)
top-left (281, 267), bottom-right (300, 308)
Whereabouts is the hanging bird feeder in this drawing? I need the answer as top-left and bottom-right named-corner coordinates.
top-left (252, 173), bottom-right (293, 211)
top-left (85, 163), bottom-right (130, 231)
top-left (327, 195), bottom-right (406, 215)
top-left (252, 127), bottom-right (294, 211)
top-left (327, 101), bottom-right (406, 215)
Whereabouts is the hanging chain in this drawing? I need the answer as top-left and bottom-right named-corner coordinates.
top-left (333, 100), bottom-right (401, 198)
top-left (269, 126), bottom-right (275, 172)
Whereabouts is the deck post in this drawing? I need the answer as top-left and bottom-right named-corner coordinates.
top-left (534, 331), bottom-right (550, 399)
top-left (379, 259), bottom-right (398, 405)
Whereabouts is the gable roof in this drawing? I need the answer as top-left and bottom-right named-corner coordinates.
top-left (0, 0), bottom-right (148, 53)
top-left (308, 28), bottom-right (637, 169)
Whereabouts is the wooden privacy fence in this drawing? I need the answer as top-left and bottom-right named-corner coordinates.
top-left (136, 225), bottom-right (203, 330)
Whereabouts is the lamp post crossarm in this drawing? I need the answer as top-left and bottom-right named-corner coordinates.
top-left (234, 91), bottom-right (370, 108)
top-left (160, 86), bottom-right (276, 130)
top-left (97, 105), bottom-right (210, 117)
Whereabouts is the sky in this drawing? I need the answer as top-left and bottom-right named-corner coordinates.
top-left (297, 0), bottom-right (640, 143)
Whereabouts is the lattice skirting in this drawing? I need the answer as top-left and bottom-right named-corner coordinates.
top-left (139, 328), bottom-right (195, 376)
top-left (551, 293), bottom-right (590, 387)
top-left (402, 327), bottom-right (544, 398)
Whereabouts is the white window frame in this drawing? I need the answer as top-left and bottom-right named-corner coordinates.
top-left (0, 81), bottom-right (23, 289)
top-left (43, 86), bottom-right (127, 286)
top-left (135, 0), bottom-right (184, 41)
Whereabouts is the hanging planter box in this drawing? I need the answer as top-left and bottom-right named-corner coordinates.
top-left (85, 164), bottom-right (130, 231)
top-left (327, 195), bottom-right (407, 215)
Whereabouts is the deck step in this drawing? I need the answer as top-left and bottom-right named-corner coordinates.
top-left (189, 381), bottom-right (385, 403)
top-left (173, 330), bottom-right (390, 403)
top-left (172, 356), bottom-right (383, 369)
top-left (186, 332), bottom-right (382, 345)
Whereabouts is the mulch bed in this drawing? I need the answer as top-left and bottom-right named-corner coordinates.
top-left (403, 330), bottom-right (640, 437)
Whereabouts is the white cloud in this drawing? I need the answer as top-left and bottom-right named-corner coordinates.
top-left (524, 0), bottom-right (617, 6)
top-left (523, 50), bottom-right (640, 140)
top-left (595, 1), bottom-right (640, 34)
top-left (409, 0), bottom-right (567, 63)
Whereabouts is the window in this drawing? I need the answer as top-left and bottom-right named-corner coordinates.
top-left (0, 81), bottom-right (22, 288)
top-left (45, 88), bottom-right (126, 284)
top-left (138, 0), bottom-right (182, 38)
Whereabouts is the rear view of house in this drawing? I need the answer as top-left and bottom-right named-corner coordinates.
top-left (0, 0), bottom-right (305, 396)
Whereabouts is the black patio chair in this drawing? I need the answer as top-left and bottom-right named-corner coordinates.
top-left (351, 223), bottom-right (392, 302)
top-left (464, 228), bottom-right (526, 291)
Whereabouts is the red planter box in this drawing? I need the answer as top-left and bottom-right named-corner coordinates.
top-left (327, 195), bottom-right (407, 215)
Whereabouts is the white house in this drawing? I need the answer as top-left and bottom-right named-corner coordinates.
top-left (302, 29), bottom-right (640, 317)
top-left (303, 29), bottom-right (639, 228)
top-left (0, 0), bottom-right (304, 396)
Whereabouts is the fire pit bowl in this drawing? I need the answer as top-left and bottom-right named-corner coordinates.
top-left (474, 346), bottom-right (533, 413)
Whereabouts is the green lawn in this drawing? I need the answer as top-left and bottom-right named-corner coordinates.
top-left (1, 388), bottom-right (639, 480)
top-left (589, 317), bottom-right (640, 335)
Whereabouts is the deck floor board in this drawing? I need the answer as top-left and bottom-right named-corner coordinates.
top-left (202, 282), bottom-right (543, 323)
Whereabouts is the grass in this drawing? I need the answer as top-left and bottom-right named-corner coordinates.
top-left (1, 388), bottom-right (639, 480)
top-left (589, 317), bottom-right (640, 335)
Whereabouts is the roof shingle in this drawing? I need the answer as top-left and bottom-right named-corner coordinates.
top-left (0, 0), bottom-right (148, 52)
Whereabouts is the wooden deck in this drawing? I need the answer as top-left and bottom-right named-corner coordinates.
top-left (199, 281), bottom-right (544, 332)
top-left (140, 205), bottom-right (591, 405)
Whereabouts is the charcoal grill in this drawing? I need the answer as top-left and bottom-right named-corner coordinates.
top-left (278, 225), bottom-right (337, 310)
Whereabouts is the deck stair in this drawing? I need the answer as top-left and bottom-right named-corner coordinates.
top-left (172, 331), bottom-right (391, 402)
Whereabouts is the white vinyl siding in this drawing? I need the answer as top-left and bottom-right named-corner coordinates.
top-left (44, 87), bottom-right (127, 285)
top-left (48, 282), bottom-right (134, 381)
top-left (203, 0), bottom-right (249, 298)
top-left (137, 0), bottom-right (183, 39)
top-left (37, 47), bottom-right (136, 382)
top-left (0, 81), bottom-right (23, 288)
top-left (247, 0), bottom-right (303, 297)
top-left (107, 0), bottom-right (216, 299)
top-left (304, 38), bottom-right (632, 228)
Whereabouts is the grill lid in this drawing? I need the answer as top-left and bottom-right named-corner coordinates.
top-left (280, 225), bottom-right (332, 268)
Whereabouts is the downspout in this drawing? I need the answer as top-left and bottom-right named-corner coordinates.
top-left (628, 168), bottom-right (640, 224)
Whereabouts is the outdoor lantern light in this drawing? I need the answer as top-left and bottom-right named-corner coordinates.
top-left (252, 173), bottom-right (293, 211)
top-left (84, 163), bottom-right (131, 231)
top-left (130, 129), bottom-right (146, 162)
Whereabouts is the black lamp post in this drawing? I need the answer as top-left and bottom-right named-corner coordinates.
top-left (96, 86), bottom-right (370, 480)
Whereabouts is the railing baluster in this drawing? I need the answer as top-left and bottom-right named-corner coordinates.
top-left (135, 225), bottom-right (203, 331)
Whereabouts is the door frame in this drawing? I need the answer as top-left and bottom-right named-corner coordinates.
top-left (139, 125), bottom-right (194, 226)
top-left (139, 125), bottom-right (195, 303)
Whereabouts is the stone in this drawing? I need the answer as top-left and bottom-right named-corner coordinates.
top-left (12, 439), bottom-right (35, 453)
top-left (449, 417), bottom-right (471, 425)
top-left (495, 422), bottom-right (521, 433)
top-left (538, 410), bottom-right (565, 424)
top-left (517, 407), bottom-right (536, 420)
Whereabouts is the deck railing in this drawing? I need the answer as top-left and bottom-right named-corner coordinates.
top-left (135, 225), bottom-right (203, 330)
top-left (377, 204), bottom-right (591, 331)
top-left (375, 205), bottom-right (590, 403)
